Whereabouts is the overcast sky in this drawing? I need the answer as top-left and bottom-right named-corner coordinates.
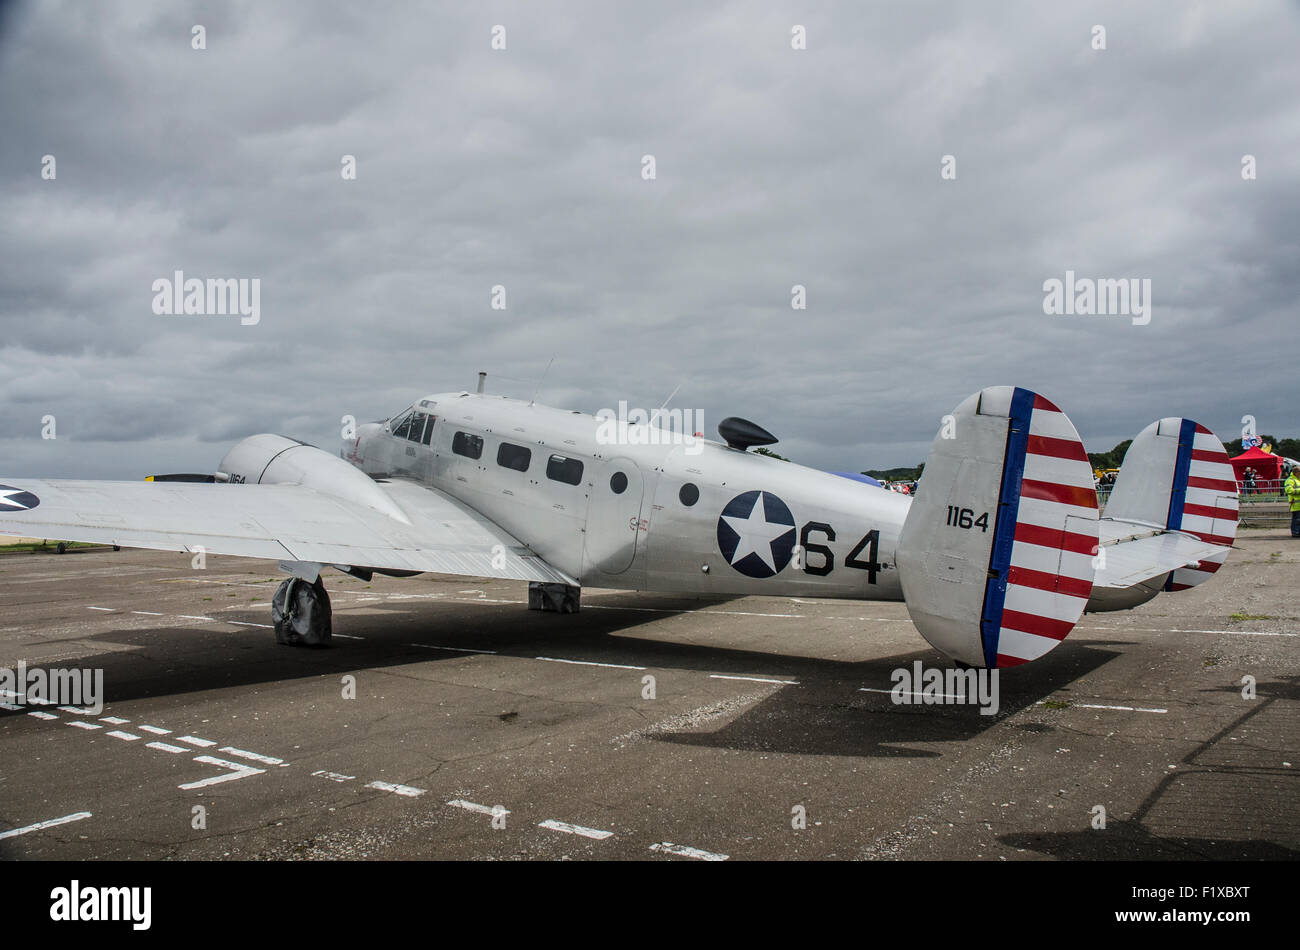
top-left (1, 1), bottom-right (1297, 479)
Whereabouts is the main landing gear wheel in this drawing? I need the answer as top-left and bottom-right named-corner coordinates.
top-left (271, 576), bottom-right (333, 647)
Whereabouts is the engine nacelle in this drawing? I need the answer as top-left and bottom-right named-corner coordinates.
top-left (217, 434), bottom-right (410, 524)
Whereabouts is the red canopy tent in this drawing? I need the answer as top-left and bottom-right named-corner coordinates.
top-left (1229, 445), bottom-right (1283, 485)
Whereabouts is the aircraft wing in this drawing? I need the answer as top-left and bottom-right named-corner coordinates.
top-left (0, 476), bottom-right (576, 585)
top-left (1091, 517), bottom-right (1228, 589)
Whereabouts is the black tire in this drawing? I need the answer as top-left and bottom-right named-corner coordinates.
top-left (271, 576), bottom-right (333, 647)
top-left (56, 542), bottom-right (67, 555)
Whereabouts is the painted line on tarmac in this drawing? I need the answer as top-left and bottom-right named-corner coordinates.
top-left (0, 812), bottom-right (92, 840)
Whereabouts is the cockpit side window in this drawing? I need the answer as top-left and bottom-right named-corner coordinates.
top-left (421, 415), bottom-right (436, 445)
top-left (391, 411), bottom-right (416, 440)
top-left (406, 413), bottom-right (428, 442)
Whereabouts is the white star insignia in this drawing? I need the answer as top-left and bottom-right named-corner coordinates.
top-left (0, 488), bottom-right (33, 510)
top-left (721, 492), bottom-right (792, 572)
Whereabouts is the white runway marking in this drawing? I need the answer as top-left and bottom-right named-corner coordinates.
top-left (99, 716), bottom-right (130, 724)
top-left (226, 620), bottom-right (273, 629)
top-left (0, 811), bottom-right (92, 840)
top-left (1078, 624), bottom-right (1298, 638)
top-left (411, 643), bottom-right (498, 654)
top-left (649, 841), bottom-right (729, 861)
top-left (86, 606), bottom-right (115, 612)
top-left (333, 634), bottom-right (364, 640)
top-left (365, 780), bottom-right (425, 797)
top-left (146, 741), bottom-right (185, 753)
top-left (57, 706), bottom-right (93, 714)
top-left (312, 770), bottom-right (356, 783)
top-left (177, 735), bottom-right (217, 747)
top-left (67, 720), bottom-right (101, 730)
top-left (179, 756), bottom-right (266, 789)
top-left (538, 819), bottom-right (613, 840)
top-left (536, 656), bottom-right (646, 671)
top-left (712, 673), bottom-right (798, 685)
top-left (584, 604), bottom-right (803, 619)
top-left (219, 747), bottom-right (285, 766)
top-left (106, 730), bottom-right (139, 741)
top-left (447, 799), bottom-right (508, 816)
top-left (138, 725), bottom-right (170, 735)
top-left (26, 711), bottom-right (58, 720)
top-left (1036, 700), bottom-right (1167, 714)
top-left (0, 701), bottom-right (20, 711)
top-left (860, 687), bottom-right (972, 701)
top-left (130, 611), bottom-right (164, 617)
top-left (176, 615), bottom-right (216, 622)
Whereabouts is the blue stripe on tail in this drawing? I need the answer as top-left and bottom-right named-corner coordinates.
top-left (979, 387), bottom-right (1034, 668)
top-left (1162, 417), bottom-right (1195, 591)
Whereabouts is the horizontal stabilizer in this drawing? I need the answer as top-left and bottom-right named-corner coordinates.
top-left (1092, 520), bottom-right (1227, 589)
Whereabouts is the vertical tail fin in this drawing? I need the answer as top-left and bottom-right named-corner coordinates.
top-left (1105, 418), bottom-right (1238, 590)
top-left (897, 387), bottom-right (1099, 668)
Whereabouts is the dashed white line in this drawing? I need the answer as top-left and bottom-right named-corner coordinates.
top-left (410, 643), bottom-right (498, 654)
top-left (860, 687), bottom-right (972, 701)
top-left (138, 725), bottom-right (170, 735)
top-left (1037, 701), bottom-right (1168, 714)
top-left (130, 611), bottom-right (164, 617)
top-left (176, 615), bottom-right (216, 622)
top-left (312, 770), bottom-right (356, 783)
top-left (146, 741), bottom-right (185, 753)
top-left (106, 730), bottom-right (140, 741)
top-left (712, 673), bottom-right (798, 685)
top-left (0, 811), bottom-right (93, 840)
top-left (333, 634), bottom-right (364, 640)
top-left (225, 621), bottom-right (273, 629)
top-left (447, 799), bottom-right (508, 816)
top-left (538, 819), bottom-right (613, 840)
top-left (365, 780), bottom-right (425, 797)
top-left (219, 747), bottom-right (286, 766)
top-left (176, 735), bottom-right (217, 748)
top-left (650, 841), bottom-right (729, 861)
top-left (99, 716), bottom-right (130, 724)
top-left (26, 711), bottom-right (58, 721)
top-left (67, 721), bottom-right (101, 730)
top-left (86, 606), bottom-right (115, 612)
top-left (536, 656), bottom-right (646, 671)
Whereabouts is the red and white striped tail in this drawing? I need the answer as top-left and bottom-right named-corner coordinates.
top-left (1105, 418), bottom-right (1238, 591)
top-left (897, 386), bottom-right (1099, 669)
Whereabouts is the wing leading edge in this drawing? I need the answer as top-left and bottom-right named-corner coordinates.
top-left (0, 475), bottom-right (575, 585)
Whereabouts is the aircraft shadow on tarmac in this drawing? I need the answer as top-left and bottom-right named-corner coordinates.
top-left (999, 675), bottom-right (1300, 860)
top-left (2, 589), bottom-right (1130, 758)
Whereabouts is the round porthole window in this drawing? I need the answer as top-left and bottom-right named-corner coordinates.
top-left (679, 482), bottom-right (699, 506)
top-left (610, 472), bottom-right (628, 494)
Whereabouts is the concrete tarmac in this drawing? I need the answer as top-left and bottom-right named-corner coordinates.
top-left (1, 532), bottom-right (1295, 860)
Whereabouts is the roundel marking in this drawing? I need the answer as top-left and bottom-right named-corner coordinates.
top-left (716, 490), bottom-right (796, 578)
top-left (0, 484), bottom-right (40, 513)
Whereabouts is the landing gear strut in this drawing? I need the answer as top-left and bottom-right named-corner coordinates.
top-left (528, 582), bottom-right (581, 614)
top-left (272, 576), bottom-right (333, 646)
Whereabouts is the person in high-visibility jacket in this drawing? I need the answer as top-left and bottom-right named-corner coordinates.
top-left (1286, 466), bottom-right (1300, 537)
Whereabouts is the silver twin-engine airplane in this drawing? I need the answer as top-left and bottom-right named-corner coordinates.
top-left (0, 382), bottom-right (1240, 670)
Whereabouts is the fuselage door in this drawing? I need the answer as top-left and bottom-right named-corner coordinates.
top-left (584, 457), bottom-right (644, 575)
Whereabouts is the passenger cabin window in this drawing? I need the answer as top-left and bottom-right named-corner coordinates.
top-left (453, 431), bottom-right (483, 459)
top-left (496, 442), bottom-right (532, 472)
top-left (546, 454), bottom-right (583, 486)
